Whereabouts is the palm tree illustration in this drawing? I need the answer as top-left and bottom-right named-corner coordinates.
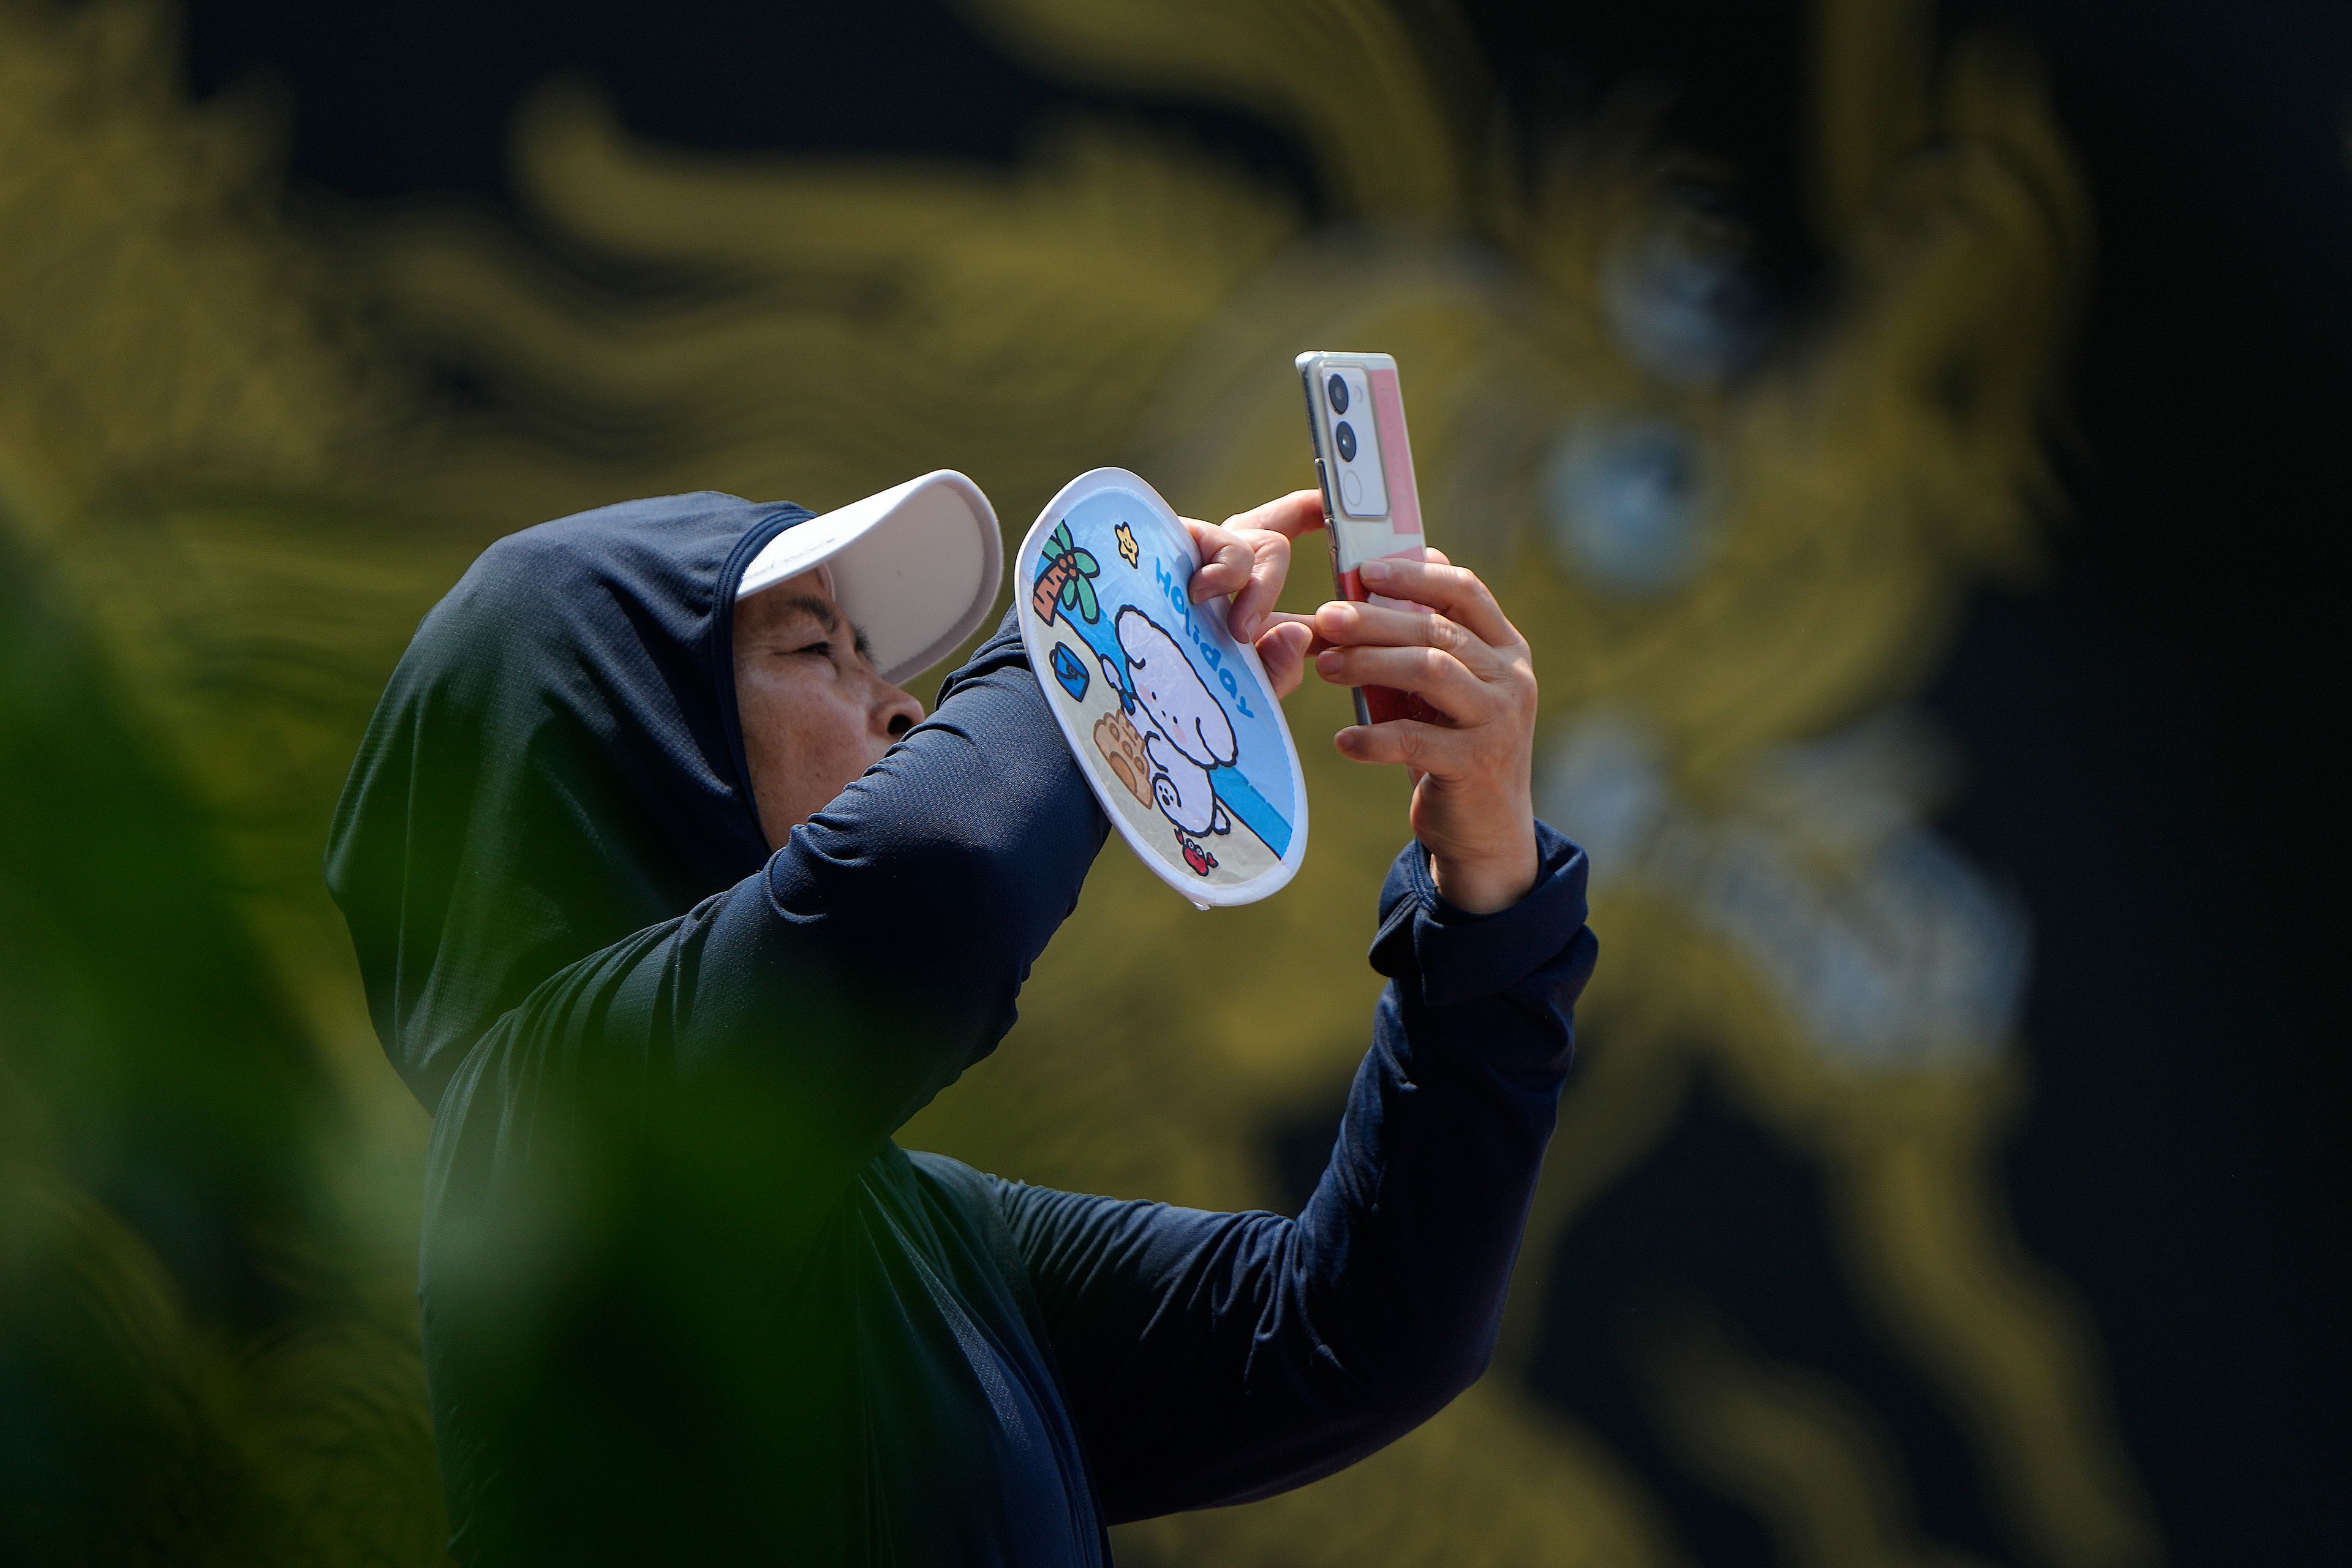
top-left (1032, 521), bottom-right (1101, 625)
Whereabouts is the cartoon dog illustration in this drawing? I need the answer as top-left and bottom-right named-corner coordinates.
top-left (1099, 606), bottom-right (1235, 839)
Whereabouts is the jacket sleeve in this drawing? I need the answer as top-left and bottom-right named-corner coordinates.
top-left (989, 824), bottom-right (1594, 1521)
top-left (427, 608), bottom-right (1107, 1215)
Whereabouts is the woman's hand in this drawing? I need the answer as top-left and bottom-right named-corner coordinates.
top-left (1308, 552), bottom-right (1540, 914)
top-left (1183, 491), bottom-right (1324, 700)
top-left (1183, 496), bottom-right (1537, 910)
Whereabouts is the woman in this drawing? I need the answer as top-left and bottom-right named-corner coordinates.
top-left (326, 483), bottom-right (1590, 1564)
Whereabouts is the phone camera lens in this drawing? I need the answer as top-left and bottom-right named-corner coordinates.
top-left (1334, 420), bottom-right (1358, 462)
top-left (1326, 373), bottom-right (1350, 413)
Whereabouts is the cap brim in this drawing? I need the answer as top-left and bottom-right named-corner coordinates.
top-left (736, 470), bottom-right (1002, 685)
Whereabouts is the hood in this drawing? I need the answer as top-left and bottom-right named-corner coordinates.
top-left (325, 492), bottom-right (807, 1113)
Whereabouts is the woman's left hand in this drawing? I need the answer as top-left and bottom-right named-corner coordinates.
top-left (1183, 491), bottom-right (1325, 700)
top-left (1307, 551), bottom-right (1540, 914)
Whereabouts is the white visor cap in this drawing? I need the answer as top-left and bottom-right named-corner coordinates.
top-left (736, 470), bottom-right (1003, 685)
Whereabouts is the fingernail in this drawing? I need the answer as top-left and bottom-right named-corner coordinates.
top-left (1360, 558), bottom-right (1391, 582)
top-left (1315, 650), bottom-right (1342, 675)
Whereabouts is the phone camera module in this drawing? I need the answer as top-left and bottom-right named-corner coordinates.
top-left (1334, 421), bottom-right (1358, 462)
top-left (1326, 373), bottom-right (1350, 413)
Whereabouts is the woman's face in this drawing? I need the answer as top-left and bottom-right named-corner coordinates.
top-left (733, 571), bottom-right (925, 849)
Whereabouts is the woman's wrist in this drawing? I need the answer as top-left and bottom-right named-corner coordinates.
top-left (1427, 830), bottom-right (1539, 916)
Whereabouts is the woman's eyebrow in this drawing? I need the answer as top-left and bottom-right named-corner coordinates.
top-left (761, 591), bottom-right (875, 666)
top-left (766, 592), bottom-right (840, 633)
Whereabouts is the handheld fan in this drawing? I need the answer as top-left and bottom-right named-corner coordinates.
top-left (1016, 469), bottom-right (1308, 908)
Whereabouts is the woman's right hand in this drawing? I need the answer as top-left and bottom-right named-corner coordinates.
top-left (1180, 491), bottom-right (1325, 700)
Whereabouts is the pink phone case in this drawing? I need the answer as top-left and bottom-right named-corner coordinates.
top-left (1297, 351), bottom-right (1434, 726)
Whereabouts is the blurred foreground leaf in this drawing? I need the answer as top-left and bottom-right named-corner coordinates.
top-left (0, 500), bottom-right (447, 1564)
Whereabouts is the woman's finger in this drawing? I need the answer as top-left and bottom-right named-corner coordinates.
top-left (1254, 619), bottom-right (1313, 700)
top-left (1307, 598), bottom-right (1507, 677)
top-left (1258, 609), bottom-right (1325, 649)
top-left (1314, 644), bottom-right (1494, 723)
top-left (1183, 521), bottom-right (1256, 602)
top-left (1214, 492), bottom-right (1322, 639)
top-left (1334, 718), bottom-right (1473, 777)
top-left (1225, 527), bottom-right (1293, 642)
top-left (1223, 490), bottom-right (1327, 541)
top-left (1355, 556), bottom-right (1520, 651)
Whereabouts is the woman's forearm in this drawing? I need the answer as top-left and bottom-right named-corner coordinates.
top-left (638, 608), bottom-right (1106, 1178)
top-left (995, 825), bottom-right (1593, 1520)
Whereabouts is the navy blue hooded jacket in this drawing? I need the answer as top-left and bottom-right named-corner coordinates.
top-left (325, 492), bottom-right (1597, 1564)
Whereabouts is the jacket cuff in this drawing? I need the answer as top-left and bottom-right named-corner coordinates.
top-left (1368, 821), bottom-right (1591, 1007)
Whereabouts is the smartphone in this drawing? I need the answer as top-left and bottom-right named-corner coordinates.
top-left (1296, 350), bottom-right (1433, 727)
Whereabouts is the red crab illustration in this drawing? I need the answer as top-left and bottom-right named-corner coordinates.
top-left (1177, 832), bottom-right (1217, 876)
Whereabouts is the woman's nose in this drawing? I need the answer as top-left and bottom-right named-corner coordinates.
top-left (877, 683), bottom-right (924, 741)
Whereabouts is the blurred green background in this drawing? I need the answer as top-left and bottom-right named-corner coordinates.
top-left (1, 0), bottom-right (2343, 1562)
